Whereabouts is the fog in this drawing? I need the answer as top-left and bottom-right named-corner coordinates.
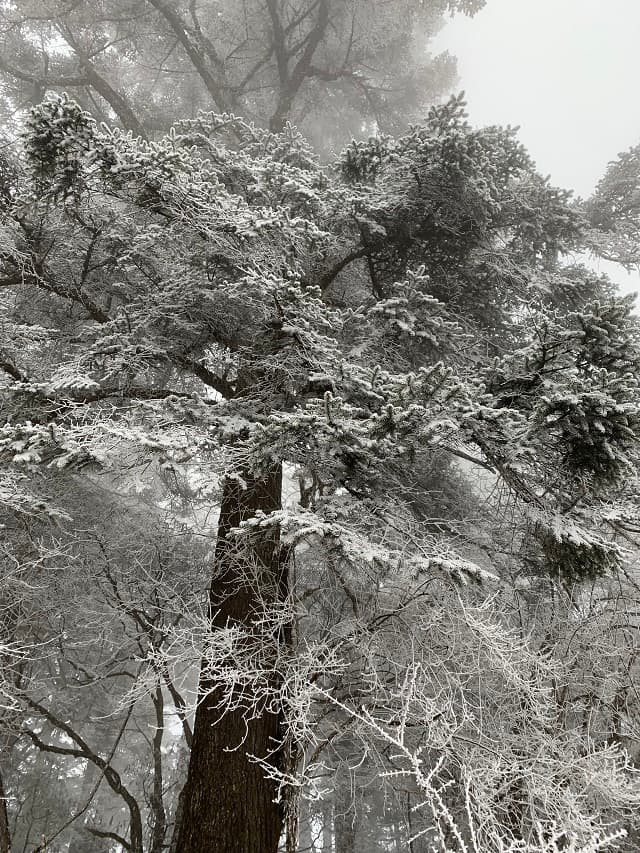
top-left (435, 0), bottom-right (640, 295)
top-left (3, 3), bottom-right (640, 851)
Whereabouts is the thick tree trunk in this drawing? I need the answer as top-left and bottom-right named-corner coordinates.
top-left (176, 466), bottom-right (286, 853)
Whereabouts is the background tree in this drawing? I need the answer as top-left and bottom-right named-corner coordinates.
top-left (0, 0), bottom-right (485, 150)
top-left (0, 465), bottom-right (208, 851)
top-left (585, 142), bottom-right (640, 268)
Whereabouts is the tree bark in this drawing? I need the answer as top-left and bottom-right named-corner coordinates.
top-left (267, 0), bottom-right (330, 134)
top-left (176, 466), bottom-right (286, 853)
top-left (149, 686), bottom-right (166, 853)
top-left (168, 783), bottom-right (186, 853)
top-left (80, 59), bottom-right (149, 141)
top-left (0, 768), bottom-right (10, 853)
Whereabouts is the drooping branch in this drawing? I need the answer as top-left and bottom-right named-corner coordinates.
top-left (52, 26), bottom-right (148, 139)
top-left (86, 827), bottom-right (132, 850)
top-left (77, 60), bottom-right (148, 140)
top-left (1, 228), bottom-right (111, 325)
top-left (0, 47), bottom-right (147, 140)
top-left (317, 245), bottom-right (369, 291)
top-left (0, 54), bottom-right (86, 89)
top-left (24, 698), bottom-right (144, 853)
top-left (174, 356), bottom-right (235, 399)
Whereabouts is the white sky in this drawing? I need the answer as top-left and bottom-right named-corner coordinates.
top-left (433, 0), bottom-right (640, 294)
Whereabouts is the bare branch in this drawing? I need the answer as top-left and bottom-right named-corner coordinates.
top-left (86, 827), bottom-right (132, 850)
top-left (145, 0), bottom-right (233, 113)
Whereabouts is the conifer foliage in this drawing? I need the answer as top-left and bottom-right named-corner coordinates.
top-left (1, 95), bottom-right (640, 851)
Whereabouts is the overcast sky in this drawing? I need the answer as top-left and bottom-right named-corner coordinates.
top-left (433, 0), bottom-right (640, 294)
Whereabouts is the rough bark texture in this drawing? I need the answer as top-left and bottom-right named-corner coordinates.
top-left (176, 466), bottom-right (285, 853)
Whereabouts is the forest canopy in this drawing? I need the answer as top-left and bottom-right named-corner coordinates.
top-left (1, 4), bottom-right (640, 853)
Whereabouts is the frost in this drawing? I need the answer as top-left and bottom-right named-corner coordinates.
top-left (218, 416), bottom-right (254, 439)
top-left (45, 372), bottom-right (101, 397)
top-left (427, 555), bottom-right (499, 586)
top-left (225, 471), bottom-right (248, 490)
top-left (529, 507), bottom-right (622, 555)
top-left (229, 508), bottom-right (498, 586)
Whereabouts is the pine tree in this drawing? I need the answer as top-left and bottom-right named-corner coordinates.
top-left (1, 94), bottom-right (640, 851)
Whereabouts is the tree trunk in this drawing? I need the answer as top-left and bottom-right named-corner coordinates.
top-left (321, 801), bottom-right (333, 852)
top-left (176, 466), bottom-right (286, 853)
top-left (149, 686), bottom-right (166, 853)
top-left (334, 785), bottom-right (356, 853)
top-left (0, 768), bottom-right (10, 853)
top-left (168, 782), bottom-right (185, 853)
top-left (297, 799), bottom-right (315, 853)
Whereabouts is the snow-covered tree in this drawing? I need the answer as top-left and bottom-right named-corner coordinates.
top-left (1, 93), bottom-right (640, 852)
